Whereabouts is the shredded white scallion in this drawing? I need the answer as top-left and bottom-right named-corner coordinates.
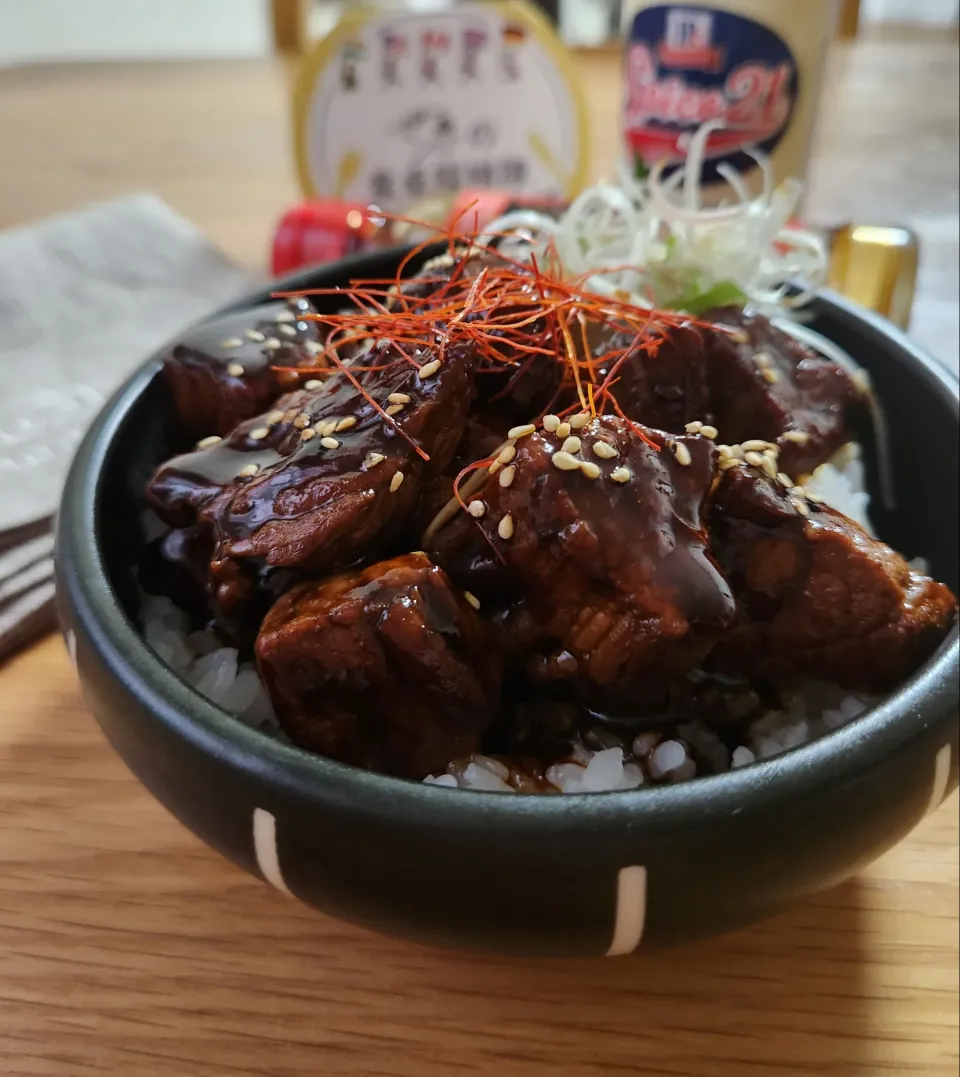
top-left (483, 121), bottom-right (829, 318)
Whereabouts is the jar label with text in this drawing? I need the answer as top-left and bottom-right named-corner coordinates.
top-left (623, 4), bottom-right (798, 184)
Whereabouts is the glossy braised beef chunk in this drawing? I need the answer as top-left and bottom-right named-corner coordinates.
top-left (586, 308), bottom-right (863, 476)
top-left (709, 464), bottom-right (956, 692)
top-left (147, 339), bottom-right (475, 635)
top-left (584, 320), bottom-right (712, 436)
top-left (162, 297), bottom-right (326, 439)
top-left (256, 554), bottom-right (501, 779)
top-left (431, 416), bottom-right (736, 708)
top-left (702, 306), bottom-right (864, 476)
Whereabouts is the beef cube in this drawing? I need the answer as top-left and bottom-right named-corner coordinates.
top-left (702, 306), bottom-right (865, 475)
top-left (162, 297), bottom-right (326, 439)
top-left (256, 553), bottom-right (501, 779)
top-left (710, 463), bottom-right (956, 691)
top-left (146, 338), bottom-right (476, 635)
top-left (432, 415), bottom-right (736, 708)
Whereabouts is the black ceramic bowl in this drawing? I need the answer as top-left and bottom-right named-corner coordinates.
top-left (56, 248), bottom-right (959, 956)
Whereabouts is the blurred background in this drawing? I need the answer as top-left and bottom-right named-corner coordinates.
top-left (0, 0), bottom-right (958, 61)
top-left (2, 0), bottom-right (956, 369)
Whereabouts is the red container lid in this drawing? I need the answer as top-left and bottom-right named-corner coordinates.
top-left (272, 201), bottom-right (378, 277)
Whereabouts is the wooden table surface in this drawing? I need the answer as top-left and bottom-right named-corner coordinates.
top-left (1, 32), bottom-right (957, 1077)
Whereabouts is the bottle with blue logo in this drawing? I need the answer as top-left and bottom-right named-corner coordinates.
top-left (621, 1), bottom-right (837, 203)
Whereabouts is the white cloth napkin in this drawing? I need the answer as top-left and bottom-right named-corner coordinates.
top-left (0, 194), bottom-right (256, 659)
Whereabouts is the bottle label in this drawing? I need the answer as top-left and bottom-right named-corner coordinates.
top-left (623, 4), bottom-right (798, 184)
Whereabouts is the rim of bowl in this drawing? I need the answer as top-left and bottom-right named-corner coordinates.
top-left (58, 257), bottom-right (960, 833)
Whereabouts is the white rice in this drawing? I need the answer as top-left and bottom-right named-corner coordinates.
top-left (138, 442), bottom-right (888, 793)
top-left (803, 442), bottom-right (873, 533)
top-left (139, 594), bottom-right (278, 732)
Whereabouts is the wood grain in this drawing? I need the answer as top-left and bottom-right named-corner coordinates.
top-left (1, 30), bottom-right (957, 1077)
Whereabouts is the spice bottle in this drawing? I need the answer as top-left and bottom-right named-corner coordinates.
top-left (621, 1), bottom-right (838, 202)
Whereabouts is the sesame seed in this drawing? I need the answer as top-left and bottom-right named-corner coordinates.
top-left (275, 309), bottom-right (296, 323)
top-left (321, 436), bottom-right (340, 450)
top-left (278, 324), bottom-right (297, 338)
top-left (731, 329), bottom-right (749, 344)
top-left (592, 441), bottom-right (618, 460)
top-left (741, 440), bottom-right (770, 452)
top-left (335, 417), bottom-right (357, 432)
top-left (508, 423), bottom-right (536, 439)
top-left (498, 514), bottom-right (515, 540)
top-left (365, 452), bottom-right (385, 468)
top-left (554, 422), bottom-right (571, 439)
top-left (684, 421), bottom-right (703, 434)
top-left (283, 409), bottom-right (298, 422)
top-left (249, 427), bottom-right (269, 441)
top-left (226, 362), bottom-right (244, 377)
top-left (744, 451), bottom-right (765, 467)
top-left (300, 428), bottom-right (316, 442)
top-left (266, 410), bottom-right (285, 425)
top-left (387, 392), bottom-right (411, 405)
top-left (245, 329), bottom-right (265, 342)
top-left (304, 379), bottom-right (323, 390)
top-left (762, 368), bottom-right (779, 384)
top-left (806, 491), bottom-right (824, 503)
top-left (792, 498), bottom-right (810, 517)
top-left (852, 369), bottom-right (871, 393)
top-left (488, 459), bottom-right (502, 475)
top-left (293, 414), bottom-right (311, 429)
top-left (610, 466), bottom-right (632, 483)
top-left (789, 486), bottom-right (805, 498)
top-left (542, 414), bottom-right (561, 432)
top-left (497, 444), bottom-right (517, 465)
top-left (467, 500), bottom-right (486, 518)
top-left (304, 340), bottom-right (324, 356)
top-left (464, 591), bottom-right (481, 611)
top-left (699, 425), bottom-right (719, 440)
top-left (390, 471), bottom-right (404, 493)
top-left (499, 465), bottom-right (517, 488)
top-left (569, 412), bottom-right (591, 430)
top-left (196, 435), bottom-right (222, 449)
top-left (561, 436), bottom-right (582, 455)
top-left (264, 337), bottom-right (282, 351)
top-left (777, 472), bottom-right (793, 487)
top-left (238, 463), bottom-right (259, 478)
top-left (782, 429), bottom-right (809, 444)
top-left (717, 444), bottom-right (734, 457)
top-left (755, 351), bottom-right (773, 368)
top-left (221, 337), bottom-right (243, 349)
top-left (718, 457), bottom-right (740, 471)
top-left (761, 456), bottom-right (779, 479)
top-left (385, 404), bottom-right (405, 416)
top-left (418, 359), bottom-right (441, 379)
top-left (552, 450), bottom-right (581, 471)
top-left (763, 445), bottom-right (779, 457)
top-left (580, 461), bottom-right (601, 480)
top-left (673, 442), bottom-right (692, 467)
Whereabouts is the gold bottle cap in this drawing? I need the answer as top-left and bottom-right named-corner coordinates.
top-left (826, 224), bottom-right (918, 329)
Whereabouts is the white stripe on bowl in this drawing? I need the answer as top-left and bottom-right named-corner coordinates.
top-left (253, 808), bottom-right (291, 894)
top-left (65, 629), bottom-right (77, 667)
top-left (924, 744), bottom-right (953, 817)
top-left (606, 865), bottom-right (647, 956)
